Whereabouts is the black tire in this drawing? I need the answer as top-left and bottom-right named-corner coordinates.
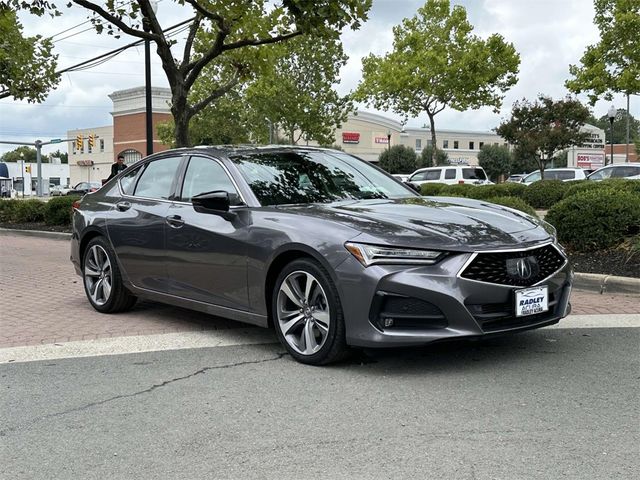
top-left (272, 258), bottom-right (348, 365)
top-left (82, 236), bottom-right (137, 313)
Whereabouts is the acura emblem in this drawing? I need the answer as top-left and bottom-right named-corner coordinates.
top-left (516, 258), bottom-right (532, 279)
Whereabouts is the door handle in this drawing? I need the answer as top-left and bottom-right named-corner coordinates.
top-left (116, 201), bottom-right (131, 211)
top-left (165, 214), bottom-right (185, 228)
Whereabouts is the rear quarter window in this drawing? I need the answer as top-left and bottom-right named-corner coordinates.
top-left (462, 168), bottom-right (487, 180)
top-left (424, 170), bottom-right (442, 181)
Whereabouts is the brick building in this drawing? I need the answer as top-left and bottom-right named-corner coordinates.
top-left (67, 86), bottom-right (172, 185)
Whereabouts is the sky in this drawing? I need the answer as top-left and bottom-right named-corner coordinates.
top-left (1, 0), bottom-right (637, 157)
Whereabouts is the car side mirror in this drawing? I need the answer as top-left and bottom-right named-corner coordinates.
top-left (192, 190), bottom-right (231, 214)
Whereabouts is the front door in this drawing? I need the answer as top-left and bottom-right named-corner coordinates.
top-left (165, 155), bottom-right (250, 310)
top-left (107, 156), bottom-right (183, 292)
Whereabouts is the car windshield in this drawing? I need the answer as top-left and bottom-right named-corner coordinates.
top-left (462, 168), bottom-right (487, 180)
top-left (232, 150), bottom-right (416, 206)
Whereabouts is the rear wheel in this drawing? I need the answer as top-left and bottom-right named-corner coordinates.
top-left (272, 259), bottom-right (348, 365)
top-left (83, 236), bottom-right (136, 313)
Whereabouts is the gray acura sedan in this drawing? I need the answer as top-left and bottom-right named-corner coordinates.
top-left (71, 146), bottom-right (573, 364)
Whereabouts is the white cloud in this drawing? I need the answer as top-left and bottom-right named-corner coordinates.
top-left (1, 0), bottom-right (637, 156)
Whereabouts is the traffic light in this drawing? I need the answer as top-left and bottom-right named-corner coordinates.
top-left (75, 134), bottom-right (83, 151)
top-left (25, 165), bottom-right (31, 174)
top-left (88, 133), bottom-right (96, 149)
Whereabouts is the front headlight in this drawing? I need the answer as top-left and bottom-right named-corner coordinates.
top-left (344, 242), bottom-right (445, 267)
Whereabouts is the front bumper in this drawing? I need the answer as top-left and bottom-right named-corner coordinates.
top-left (335, 250), bottom-right (573, 348)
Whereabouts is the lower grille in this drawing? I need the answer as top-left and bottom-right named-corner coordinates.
top-left (466, 291), bottom-right (560, 333)
top-left (460, 244), bottom-right (566, 287)
top-left (370, 293), bottom-right (448, 330)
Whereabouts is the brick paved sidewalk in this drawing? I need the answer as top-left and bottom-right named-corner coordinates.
top-left (1, 233), bottom-right (637, 348)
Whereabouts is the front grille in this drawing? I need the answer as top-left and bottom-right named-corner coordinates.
top-left (460, 244), bottom-right (565, 287)
top-left (370, 293), bottom-right (448, 330)
top-left (466, 290), bottom-right (560, 333)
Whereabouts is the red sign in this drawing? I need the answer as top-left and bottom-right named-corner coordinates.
top-left (576, 153), bottom-right (604, 169)
top-left (342, 132), bottom-right (360, 144)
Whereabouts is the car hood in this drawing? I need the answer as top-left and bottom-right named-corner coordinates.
top-left (277, 196), bottom-right (553, 250)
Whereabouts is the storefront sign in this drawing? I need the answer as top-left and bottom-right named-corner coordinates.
top-left (76, 160), bottom-right (94, 166)
top-left (576, 153), bottom-right (604, 169)
top-left (342, 132), bottom-right (360, 144)
top-left (374, 137), bottom-right (389, 144)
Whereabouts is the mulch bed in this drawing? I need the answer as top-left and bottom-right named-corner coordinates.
top-left (567, 249), bottom-right (639, 278)
top-left (0, 222), bottom-right (71, 233)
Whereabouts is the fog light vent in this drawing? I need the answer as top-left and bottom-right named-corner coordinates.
top-left (383, 318), bottom-right (394, 328)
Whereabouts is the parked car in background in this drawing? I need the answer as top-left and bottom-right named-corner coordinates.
top-left (587, 164), bottom-right (640, 181)
top-left (71, 146), bottom-right (571, 365)
top-left (51, 184), bottom-right (72, 196)
top-left (391, 174), bottom-right (410, 182)
top-left (407, 166), bottom-right (492, 186)
top-left (520, 168), bottom-right (588, 185)
top-left (506, 174), bottom-right (526, 183)
top-left (67, 182), bottom-right (101, 196)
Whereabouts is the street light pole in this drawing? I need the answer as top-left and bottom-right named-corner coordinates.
top-left (607, 105), bottom-right (616, 166)
top-left (144, 1), bottom-right (158, 157)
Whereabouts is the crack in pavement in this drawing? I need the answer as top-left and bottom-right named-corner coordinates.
top-left (0, 352), bottom-right (287, 436)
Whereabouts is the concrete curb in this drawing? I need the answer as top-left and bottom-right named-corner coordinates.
top-left (0, 227), bottom-right (71, 241)
top-left (574, 272), bottom-right (640, 296)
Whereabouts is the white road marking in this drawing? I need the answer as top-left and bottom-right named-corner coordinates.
top-left (0, 314), bottom-right (638, 365)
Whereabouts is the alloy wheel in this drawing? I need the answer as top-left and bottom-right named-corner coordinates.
top-left (276, 271), bottom-right (331, 356)
top-left (84, 245), bottom-right (113, 306)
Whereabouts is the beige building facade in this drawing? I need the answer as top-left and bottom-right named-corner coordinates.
top-left (331, 111), bottom-right (506, 165)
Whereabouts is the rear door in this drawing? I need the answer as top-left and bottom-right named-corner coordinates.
top-left (107, 156), bottom-right (183, 292)
top-left (165, 155), bottom-right (250, 310)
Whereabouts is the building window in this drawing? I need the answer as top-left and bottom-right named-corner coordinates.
top-left (469, 141), bottom-right (474, 150)
top-left (119, 149), bottom-right (142, 165)
top-left (454, 141), bottom-right (459, 149)
top-left (100, 139), bottom-right (105, 152)
top-left (72, 143), bottom-right (76, 155)
top-left (427, 139), bottom-right (433, 147)
top-left (80, 142), bottom-right (84, 154)
top-left (88, 142), bottom-right (92, 154)
top-left (443, 140), bottom-right (449, 149)
top-left (415, 139), bottom-right (422, 150)
top-left (479, 142), bottom-right (484, 149)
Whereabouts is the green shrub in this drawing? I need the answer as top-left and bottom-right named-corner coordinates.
top-left (45, 195), bottom-right (80, 225)
top-left (0, 199), bottom-right (19, 223)
top-left (485, 196), bottom-right (538, 217)
top-left (420, 183), bottom-right (447, 196)
top-left (487, 182), bottom-right (528, 199)
top-left (563, 178), bottom-right (640, 199)
top-left (438, 184), bottom-right (476, 197)
top-left (522, 180), bottom-right (567, 209)
top-left (546, 189), bottom-right (640, 251)
top-left (11, 199), bottom-right (46, 223)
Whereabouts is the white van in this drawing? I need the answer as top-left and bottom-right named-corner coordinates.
top-left (407, 166), bottom-right (492, 186)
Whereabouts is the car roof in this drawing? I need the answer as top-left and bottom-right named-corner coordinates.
top-left (145, 145), bottom-right (340, 160)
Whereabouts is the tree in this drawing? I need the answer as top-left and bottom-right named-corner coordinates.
top-left (353, 0), bottom-right (520, 164)
top-left (566, 0), bottom-right (639, 104)
top-left (48, 149), bottom-right (68, 164)
top-left (377, 145), bottom-right (417, 174)
top-left (243, 34), bottom-right (353, 145)
top-left (477, 144), bottom-right (511, 181)
top-left (510, 145), bottom-right (539, 174)
top-left (496, 95), bottom-right (591, 178)
top-left (29, 0), bottom-right (371, 147)
top-left (418, 145), bottom-right (448, 168)
top-left (0, 146), bottom-right (48, 162)
top-left (0, 5), bottom-right (59, 102)
top-left (587, 110), bottom-right (640, 144)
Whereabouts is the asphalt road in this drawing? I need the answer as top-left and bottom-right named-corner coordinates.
top-left (2, 326), bottom-right (638, 480)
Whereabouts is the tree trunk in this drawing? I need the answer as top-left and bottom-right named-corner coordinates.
top-left (427, 112), bottom-right (437, 166)
top-left (172, 88), bottom-right (191, 148)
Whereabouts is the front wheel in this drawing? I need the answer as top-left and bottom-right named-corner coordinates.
top-left (82, 236), bottom-right (137, 313)
top-left (272, 259), bottom-right (348, 365)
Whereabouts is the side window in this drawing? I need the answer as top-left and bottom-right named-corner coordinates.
top-left (180, 156), bottom-right (239, 202)
top-left (425, 169), bottom-right (442, 181)
top-left (444, 169), bottom-right (456, 179)
top-left (525, 171), bottom-right (541, 182)
top-left (612, 166), bottom-right (640, 178)
top-left (134, 157), bottom-right (182, 200)
top-left (409, 171), bottom-right (427, 181)
top-left (119, 165), bottom-right (145, 196)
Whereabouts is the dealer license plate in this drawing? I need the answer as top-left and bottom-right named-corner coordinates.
top-left (515, 286), bottom-right (549, 317)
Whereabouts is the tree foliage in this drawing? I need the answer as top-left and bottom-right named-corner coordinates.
top-left (27, 0), bottom-right (371, 147)
top-left (496, 95), bottom-right (591, 177)
top-left (418, 145), bottom-right (448, 168)
top-left (477, 144), bottom-right (511, 181)
top-left (353, 0), bottom-right (520, 164)
top-left (377, 145), bottom-right (417, 174)
top-left (587, 109), bottom-right (640, 144)
top-left (0, 5), bottom-right (59, 102)
top-left (0, 146), bottom-right (47, 163)
top-left (566, 0), bottom-right (640, 102)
